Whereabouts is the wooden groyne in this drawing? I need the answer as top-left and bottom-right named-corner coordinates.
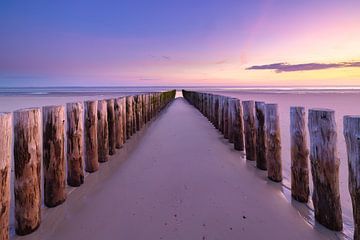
top-left (0, 90), bottom-right (175, 239)
top-left (182, 89), bottom-right (359, 239)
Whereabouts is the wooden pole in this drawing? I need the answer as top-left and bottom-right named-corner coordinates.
top-left (242, 101), bottom-right (256, 161)
top-left (98, 99), bottom-right (109, 162)
top-left (233, 99), bottom-right (244, 151)
top-left (255, 101), bottom-right (267, 170)
top-left (228, 98), bottom-right (235, 143)
top-left (290, 106), bottom-right (309, 202)
top-left (107, 99), bottom-right (116, 155)
top-left (223, 97), bottom-right (229, 139)
top-left (115, 97), bottom-right (124, 149)
top-left (126, 96), bottom-right (133, 139)
top-left (43, 105), bottom-right (66, 207)
top-left (66, 102), bottom-right (84, 187)
top-left (13, 108), bottom-right (41, 235)
top-left (122, 97), bottom-right (127, 143)
top-left (0, 112), bottom-right (11, 240)
top-left (132, 96), bottom-right (137, 133)
top-left (344, 116), bottom-right (360, 239)
top-left (84, 100), bottom-right (99, 173)
top-left (308, 108), bottom-right (342, 230)
top-left (265, 104), bottom-right (282, 182)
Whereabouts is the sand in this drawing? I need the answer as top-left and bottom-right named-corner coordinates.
top-left (13, 97), bottom-right (337, 240)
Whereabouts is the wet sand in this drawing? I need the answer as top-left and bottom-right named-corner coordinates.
top-left (14, 97), bottom-right (336, 240)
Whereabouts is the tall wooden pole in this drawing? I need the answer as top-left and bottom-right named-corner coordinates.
top-left (43, 105), bottom-right (66, 208)
top-left (290, 107), bottom-right (309, 202)
top-left (233, 99), bottom-right (244, 151)
top-left (242, 101), bottom-right (256, 161)
top-left (115, 97), bottom-right (124, 149)
top-left (84, 100), bottom-right (99, 173)
top-left (344, 116), bottom-right (360, 240)
top-left (228, 98), bottom-right (235, 143)
top-left (107, 99), bottom-right (116, 155)
top-left (126, 96), bottom-right (133, 139)
top-left (255, 101), bottom-right (267, 170)
top-left (98, 99), bottom-right (109, 162)
top-left (308, 108), bottom-right (342, 230)
top-left (13, 108), bottom-right (41, 235)
top-left (66, 102), bottom-right (84, 187)
top-left (265, 104), bottom-right (282, 182)
top-left (0, 112), bottom-right (11, 240)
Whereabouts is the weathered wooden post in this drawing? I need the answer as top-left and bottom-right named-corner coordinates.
top-left (43, 105), bottom-right (66, 207)
top-left (98, 99), bottom-right (109, 162)
top-left (132, 96), bottom-right (137, 133)
top-left (115, 97), bottom-right (124, 149)
top-left (223, 97), bottom-right (229, 139)
top-left (265, 104), bottom-right (282, 182)
top-left (126, 96), bottom-right (133, 139)
top-left (344, 116), bottom-right (360, 239)
top-left (107, 99), bottom-right (116, 155)
top-left (228, 98), bottom-right (235, 143)
top-left (242, 101), bottom-right (256, 161)
top-left (122, 97), bottom-right (127, 142)
top-left (308, 108), bottom-right (342, 230)
top-left (290, 107), bottom-right (309, 202)
top-left (84, 100), bottom-right (99, 172)
top-left (14, 108), bottom-right (41, 235)
top-left (233, 99), bottom-right (244, 151)
top-left (66, 102), bottom-right (84, 187)
top-left (255, 101), bottom-right (267, 170)
top-left (0, 113), bottom-right (11, 240)
top-left (214, 96), bottom-right (219, 129)
top-left (218, 96), bottom-right (223, 133)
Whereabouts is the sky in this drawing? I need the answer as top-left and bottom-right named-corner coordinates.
top-left (0, 0), bottom-right (360, 87)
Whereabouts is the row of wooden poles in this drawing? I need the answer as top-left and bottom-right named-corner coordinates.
top-left (182, 90), bottom-right (360, 239)
top-left (0, 90), bottom-right (176, 239)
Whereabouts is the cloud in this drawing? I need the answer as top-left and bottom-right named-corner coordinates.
top-left (246, 61), bottom-right (360, 73)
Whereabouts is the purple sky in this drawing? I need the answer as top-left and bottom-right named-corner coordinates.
top-left (1, 0), bottom-right (359, 87)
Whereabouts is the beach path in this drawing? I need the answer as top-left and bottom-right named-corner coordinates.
top-left (16, 97), bottom-right (334, 240)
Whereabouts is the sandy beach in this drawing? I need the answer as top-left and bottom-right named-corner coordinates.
top-left (11, 97), bottom-right (339, 240)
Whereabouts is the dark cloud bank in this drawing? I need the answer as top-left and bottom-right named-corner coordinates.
top-left (246, 61), bottom-right (360, 73)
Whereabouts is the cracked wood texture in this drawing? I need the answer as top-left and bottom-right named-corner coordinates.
top-left (344, 115), bottom-right (360, 239)
top-left (242, 101), bottom-right (256, 161)
top-left (66, 102), bottom-right (84, 187)
top-left (0, 113), bottom-right (11, 240)
top-left (13, 108), bottom-right (41, 235)
top-left (84, 100), bottom-right (99, 173)
top-left (233, 99), bottom-right (244, 151)
top-left (308, 108), bottom-right (342, 231)
top-left (290, 107), bottom-right (309, 203)
top-left (126, 96), bottom-right (133, 139)
top-left (107, 99), bottom-right (116, 155)
top-left (228, 98), bottom-right (235, 144)
top-left (265, 104), bottom-right (282, 182)
top-left (98, 99), bottom-right (109, 162)
top-left (255, 101), bottom-right (267, 170)
top-left (43, 105), bottom-right (66, 208)
top-left (115, 97), bottom-right (125, 149)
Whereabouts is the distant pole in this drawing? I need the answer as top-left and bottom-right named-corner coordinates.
top-left (344, 116), bottom-right (360, 240)
top-left (84, 100), bottom-right (99, 172)
top-left (43, 105), bottom-right (66, 207)
top-left (233, 99), bottom-right (244, 151)
top-left (0, 112), bottom-right (11, 240)
top-left (242, 101), bottom-right (256, 161)
top-left (66, 102), bottom-right (84, 187)
top-left (265, 104), bottom-right (282, 182)
top-left (308, 108), bottom-right (342, 230)
top-left (107, 99), bottom-right (116, 155)
top-left (13, 108), bottom-right (41, 235)
top-left (98, 99), bottom-right (109, 162)
top-left (255, 101), bottom-right (267, 170)
top-left (290, 107), bottom-right (309, 202)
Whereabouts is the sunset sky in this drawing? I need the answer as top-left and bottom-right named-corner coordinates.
top-left (0, 0), bottom-right (359, 87)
